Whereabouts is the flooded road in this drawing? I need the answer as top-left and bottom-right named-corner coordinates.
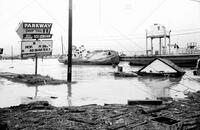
top-left (0, 59), bottom-right (200, 107)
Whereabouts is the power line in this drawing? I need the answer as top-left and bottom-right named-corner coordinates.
top-left (130, 0), bottom-right (167, 34)
top-left (171, 31), bottom-right (200, 36)
top-left (100, 27), bottom-right (131, 52)
top-left (184, 73), bottom-right (200, 83)
top-left (1, 0), bottom-right (35, 25)
top-left (190, 0), bottom-right (200, 3)
top-left (74, 29), bottom-right (200, 42)
top-left (172, 28), bottom-right (200, 32)
top-left (105, 24), bottom-right (144, 51)
top-left (32, 0), bottom-right (67, 32)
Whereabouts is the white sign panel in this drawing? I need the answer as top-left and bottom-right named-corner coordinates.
top-left (25, 28), bottom-right (51, 34)
top-left (21, 40), bottom-right (53, 58)
top-left (23, 23), bottom-right (52, 28)
top-left (16, 22), bottom-right (53, 40)
top-left (21, 52), bottom-right (52, 58)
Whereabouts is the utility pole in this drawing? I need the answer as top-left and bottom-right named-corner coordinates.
top-left (145, 30), bottom-right (148, 55)
top-left (61, 36), bottom-right (64, 55)
top-left (35, 56), bottom-right (38, 76)
top-left (11, 45), bottom-right (13, 61)
top-left (35, 40), bottom-right (38, 76)
top-left (67, 0), bottom-right (73, 82)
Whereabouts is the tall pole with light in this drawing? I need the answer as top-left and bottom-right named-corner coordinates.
top-left (67, 0), bottom-right (73, 82)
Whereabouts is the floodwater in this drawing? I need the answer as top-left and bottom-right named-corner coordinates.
top-left (0, 59), bottom-right (200, 108)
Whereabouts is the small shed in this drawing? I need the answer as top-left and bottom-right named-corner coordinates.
top-left (137, 58), bottom-right (185, 77)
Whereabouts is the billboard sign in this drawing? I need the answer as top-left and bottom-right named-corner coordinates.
top-left (23, 23), bottom-right (52, 29)
top-left (21, 40), bottom-right (53, 58)
top-left (16, 22), bottom-right (52, 40)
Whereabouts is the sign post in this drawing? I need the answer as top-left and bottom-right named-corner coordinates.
top-left (35, 55), bottom-right (38, 75)
top-left (16, 22), bottom-right (53, 76)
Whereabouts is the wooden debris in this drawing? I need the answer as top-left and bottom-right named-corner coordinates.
top-left (113, 71), bottom-right (138, 77)
top-left (141, 105), bottom-right (170, 114)
top-left (151, 117), bottom-right (182, 130)
top-left (1, 91), bottom-right (200, 129)
top-left (128, 100), bottom-right (163, 105)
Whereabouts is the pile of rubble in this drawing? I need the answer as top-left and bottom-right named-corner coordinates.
top-left (0, 91), bottom-right (200, 129)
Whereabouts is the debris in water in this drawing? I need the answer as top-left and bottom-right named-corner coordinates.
top-left (0, 72), bottom-right (68, 85)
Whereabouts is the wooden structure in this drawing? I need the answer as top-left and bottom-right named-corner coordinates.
top-left (137, 58), bottom-right (185, 77)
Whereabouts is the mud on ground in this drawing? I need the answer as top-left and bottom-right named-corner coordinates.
top-left (0, 72), bottom-right (68, 85)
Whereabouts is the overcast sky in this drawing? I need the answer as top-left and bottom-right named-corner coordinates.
top-left (0, 0), bottom-right (200, 56)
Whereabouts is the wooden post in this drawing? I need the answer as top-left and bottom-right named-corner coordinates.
top-left (151, 38), bottom-right (153, 55)
top-left (11, 45), bottom-right (13, 61)
top-left (35, 40), bottom-right (38, 76)
top-left (159, 38), bottom-right (162, 55)
top-left (164, 30), bottom-right (166, 55)
top-left (168, 30), bottom-right (171, 54)
top-left (146, 30), bottom-right (148, 55)
top-left (35, 56), bottom-right (38, 76)
top-left (61, 36), bottom-right (64, 55)
top-left (67, 0), bottom-right (73, 82)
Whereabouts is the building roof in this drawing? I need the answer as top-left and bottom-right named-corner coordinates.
top-left (158, 58), bottom-right (185, 73)
top-left (137, 58), bottom-right (185, 76)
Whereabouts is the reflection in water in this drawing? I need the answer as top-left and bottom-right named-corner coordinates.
top-left (19, 83), bottom-right (73, 106)
top-left (21, 85), bottom-right (52, 104)
top-left (0, 79), bottom-right (5, 85)
top-left (67, 83), bottom-right (72, 106)
top-left (138, 77), bottom-right (182, 99)
top-left (34, 86), bottom-right (38, 98)
top-left (20, 83), bottom-right (73, 107)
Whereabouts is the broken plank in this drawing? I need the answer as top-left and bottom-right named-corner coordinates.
top-left (128, 100), bottom-right (163, 105)
top-left (142, 105), bottom-right (169, 114)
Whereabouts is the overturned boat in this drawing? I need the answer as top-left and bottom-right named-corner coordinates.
top-left (58, 46), bottom-right (120, 65)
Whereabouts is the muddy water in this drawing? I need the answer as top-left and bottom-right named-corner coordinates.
top-left (0, 59), bottom-right (199, 107)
